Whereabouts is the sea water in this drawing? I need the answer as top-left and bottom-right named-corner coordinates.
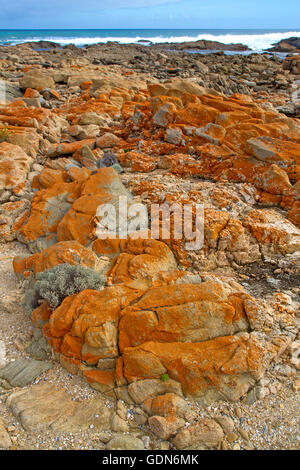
top-left (0, 28), bottom-right (300, 52)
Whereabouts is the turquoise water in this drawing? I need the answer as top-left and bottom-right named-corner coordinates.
top-left (0, 29), bottom-right (299, 51)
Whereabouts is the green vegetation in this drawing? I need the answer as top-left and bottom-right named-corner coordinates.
top-left (160, 373), bottom-right (170, 382)
top-left (0, 127), bottom-right (13, 142)
top-left (23, 263), bottom-right (106, 313)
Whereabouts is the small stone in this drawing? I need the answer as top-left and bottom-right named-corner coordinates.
top-left (239, 428), bottom-right (249, 441)
top-left (95, 432), bottom-right (112, 444)
top-left (215, 415), bottom-right (235, 435)
top-left (111, 414), bottom-right (129, 433)
top-left (0, 418), bottom-right (12, 449)
top-left (160, 441), bottom-right (170, 450)
top-left (221, 440), bottom-right (229, 450)
top-left (227, 432), bottom-right (239, 443)
top-left (292, 378), bottom-right (300, 392)
top-left (107, 435), bottom-right (144, 450)
top-left (232, 443), bottom-right (240, 450)
top-left (148, 415), bottom-right (185, 440)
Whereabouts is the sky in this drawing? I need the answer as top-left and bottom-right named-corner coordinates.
top-left (0, 0), bottom-right (300, 29)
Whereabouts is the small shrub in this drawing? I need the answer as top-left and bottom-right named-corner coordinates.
top-left (23, 263), bottom-right (106, 313)
top-left (0, 127), bottom-right (13, 142)
top-left (160, 373), bottom-right (169, 382)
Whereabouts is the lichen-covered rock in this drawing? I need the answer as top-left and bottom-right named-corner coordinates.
top-left (246, 136), bottom-right (300, 169)
top-left (5, 74), bottom-right (299, 414)
top-left (121, 333), bottom-right (276, 402)
top-left (106, 236), bottom-right (177, 284)
top-left (13, 240), bottom-right (104, 278)
top-left (148, 415), bottom-right (185, 440)
top-left (18, 180), bottom-right (82, 252)
top-left (243, 209), bottom-right (300, 254)
top-left (0, 142), bottom-right (33, 194)
top-left (118, 279), bottom-right (250, 350)
top-left (0, 199), bottom-right (30, 242)
top-left (56, 168), bottom-right (132, 246)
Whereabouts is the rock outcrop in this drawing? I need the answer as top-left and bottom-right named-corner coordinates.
top-left (0, 45), bottom-right (299, 450)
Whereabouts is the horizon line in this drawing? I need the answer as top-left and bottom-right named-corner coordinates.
top-left (1, 27), bottom-right (299, 31)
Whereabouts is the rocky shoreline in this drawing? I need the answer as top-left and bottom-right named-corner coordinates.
top-left (268, 37), bottom-right (300, 53)
top-left (0, 41), bottom-right (299, 451)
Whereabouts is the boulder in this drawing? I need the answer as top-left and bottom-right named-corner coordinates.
top-left (18, 180), bottom-right (82, 252)
top-left (172, 418), bottom-right (224, 449)
top-left (19, 72), bottom-right (55, 91)
top-left (243, 209), bottom-right (300, 254)
top-left (119, 279), bottom-right (252, 350)
top-left (122, 333), bottom-right (275, 402)
top-left (13, 240), bottom-right (104, 277)
top-left (0, 199), bottom-right (30, 242)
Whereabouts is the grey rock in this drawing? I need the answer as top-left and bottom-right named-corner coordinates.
top-left (2, 82), bottom-right (23, 102)
top-left (26, 336), bottom-right (51, 361)
top-left (0, 358), bottom-right (52, 388)
top-left (97, 151), bottom-right (119, 169)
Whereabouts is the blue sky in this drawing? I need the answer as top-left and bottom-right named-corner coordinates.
top-left (1, 0), bottom-right (300, 29)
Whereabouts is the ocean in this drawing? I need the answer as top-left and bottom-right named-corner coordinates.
top-left (0, 29), bottom-right (300, 52)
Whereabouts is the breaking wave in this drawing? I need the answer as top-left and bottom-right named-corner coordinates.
top-left (2, 30), bottom-right (300, 52)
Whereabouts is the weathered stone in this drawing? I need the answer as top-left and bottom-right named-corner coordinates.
top-left (110, 413), bottom-right (129, 432)
top-left (19, 72), bottom-right (55, 91)
top-left (6, 383), bottom-right (112, 432)
top-left (0, 142), bottom-right (32, 193)
top-left (13, 240), bottom-right (104, 277)
top-left (127, 378), bottom-right (183, 404)
top-left (122, 333), bottom-right (275, 402)
top-left (119, 279), bottom-right (250, 350)
top-left (107, 435), bottom-right (144, 450)
top-left (243, 209), bottom-right (300, 254)
top-left (0, 358), bottom-right (52, 388)
top-left (0, 418), bottom-right (12, 449)
top-left (148, 415), bottom-right (185, 440)
top-left (172, 418), bottom-right (224, 449)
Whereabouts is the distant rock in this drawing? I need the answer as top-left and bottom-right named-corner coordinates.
top-left (152, 39), bottom-right (251, 51)
top-left (22, 40), bottom-right (61, 50)
top-left (268, 37), bottom-right (300, 52)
